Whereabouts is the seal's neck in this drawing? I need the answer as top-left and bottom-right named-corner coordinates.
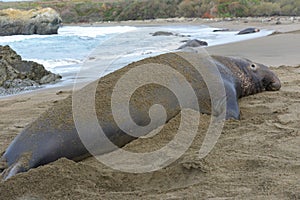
top-left (212, 56), bottom-right (264, 98)
top-left (233, 67), bottom-right (264, 98)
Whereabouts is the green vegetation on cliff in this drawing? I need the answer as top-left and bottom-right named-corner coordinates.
top-left (0, 0), bottom-right (299, 23)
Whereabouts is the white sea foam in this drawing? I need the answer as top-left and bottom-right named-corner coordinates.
top-left (207, 29), bottom-right (274, 46)
top-left (0, 26), bottom-right (138, 43)
top-left (28, 58), bottom-right (82, 69)
top-left (27, 59), bottom-right (82, 77)
top-left (58, 26), bottom-right (138, 38)
top-left (0, 34), bottom-right (54, 43)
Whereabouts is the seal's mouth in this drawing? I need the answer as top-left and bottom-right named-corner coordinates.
top-left (265, 81), bottom-right (281, 91)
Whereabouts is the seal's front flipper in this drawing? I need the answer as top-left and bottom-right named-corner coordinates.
top-left (223, 80), bottom-right (240, 120)
top-left (225, 96), bottom-right (240, 120)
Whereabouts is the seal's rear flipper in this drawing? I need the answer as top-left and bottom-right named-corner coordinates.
top-left (1, 154), bottom-right (29, 181)
top-left (1, 160), bottom-right (26, 181)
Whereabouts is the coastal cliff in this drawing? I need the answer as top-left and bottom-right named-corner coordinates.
top-left (0, 7), bottom-right (62, 36)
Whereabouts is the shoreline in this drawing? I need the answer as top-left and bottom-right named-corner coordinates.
top-left (64, 16), bottom-right (300, 32)
top-left (63, 16), bottom-right (300, 26)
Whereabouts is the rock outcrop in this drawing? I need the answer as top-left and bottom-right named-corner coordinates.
top-left (0, 8), bottom-right (62, 36)
top-left (0, 45), bottom-right (61, 90)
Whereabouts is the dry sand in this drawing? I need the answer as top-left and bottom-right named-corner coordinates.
top-left (0, 21), bottom-right (299, 200)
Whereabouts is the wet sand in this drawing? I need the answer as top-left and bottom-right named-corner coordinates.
top-left (207, 32), bottom-right (300, 67)
top-left (0, 21), bottom-right (299, 199)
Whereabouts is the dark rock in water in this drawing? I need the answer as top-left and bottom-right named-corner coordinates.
top-left (178, 39), bottom-right (208, 49)
top-left (152, 31), bottom-right (174, 36)
top-left (0, 8), bottom-right (62, 36)
top-left (237, 28), bottom-right (260, 35)
top-left (0, 45), bottom-right (61, 92)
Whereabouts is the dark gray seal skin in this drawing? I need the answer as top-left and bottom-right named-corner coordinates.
top-left (0, 53), bottom-right (281, 180)
top-left (237, 28), bottom-right (260, 35)
top-left (178, 39), bottom-right (208, 49)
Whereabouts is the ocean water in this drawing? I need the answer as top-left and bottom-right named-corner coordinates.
top-left (0, 25), bottom-right (273, 90)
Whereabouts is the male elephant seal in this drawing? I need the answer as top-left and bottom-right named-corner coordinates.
top-left (0, 52), bottom-right (281, 180)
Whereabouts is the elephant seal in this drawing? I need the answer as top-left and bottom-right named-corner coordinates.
top-left (0, 52), bottom-right (281, 180)
top-left (152, 31), bottom-right (174, 36)
top-left (178, 39), bottom-right (208, 49)
top-left (238, 28), bottom-right (260, 35)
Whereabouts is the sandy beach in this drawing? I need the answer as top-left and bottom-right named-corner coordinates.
top-left (0, 20), bottom-right (299, 199)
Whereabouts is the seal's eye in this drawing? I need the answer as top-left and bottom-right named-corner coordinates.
top-left (250, 64), bottom-right (257, 70)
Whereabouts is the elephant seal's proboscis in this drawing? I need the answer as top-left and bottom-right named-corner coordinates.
top-left (0, 52), bottom-right (281, 180)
